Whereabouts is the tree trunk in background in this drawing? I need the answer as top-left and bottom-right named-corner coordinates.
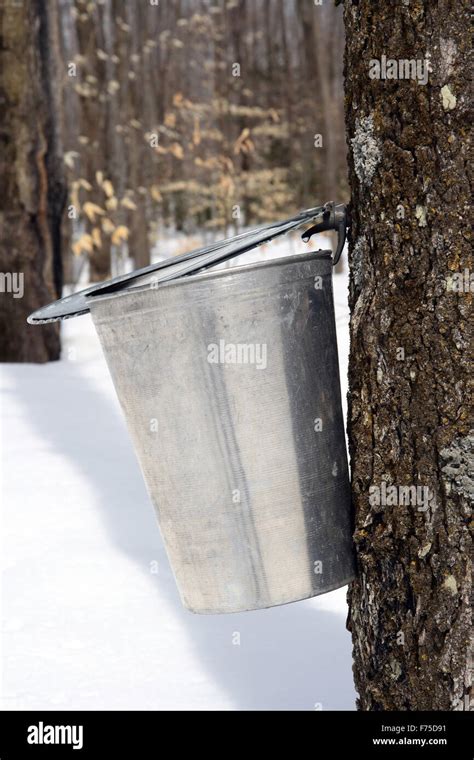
top-left (124, 0), bottom-right (151, 271)
top-left (344, 1), bottom-right (472, 710)
top-left (74, 0), bottom-right (112, 283)
top-left (0, 0), bottom-right (66, 362)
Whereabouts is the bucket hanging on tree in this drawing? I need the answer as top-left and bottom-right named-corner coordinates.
top-left (29, 202), bottom-right (355, 614)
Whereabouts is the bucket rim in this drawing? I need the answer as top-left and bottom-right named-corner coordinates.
top-left (88, 248), bottom-right (333, 306)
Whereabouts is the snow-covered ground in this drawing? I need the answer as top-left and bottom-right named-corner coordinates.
top-left (1, 236), bottom-right (356, 711)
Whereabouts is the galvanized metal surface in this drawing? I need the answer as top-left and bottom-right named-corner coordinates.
top-left (89, 250), bottom-right (355, 614)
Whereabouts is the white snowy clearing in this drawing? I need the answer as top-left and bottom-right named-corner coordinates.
top-left (1, 234), bottom-right (357, 711)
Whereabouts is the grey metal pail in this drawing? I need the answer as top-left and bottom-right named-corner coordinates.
top-left (88, 250), bottom-right (355, 614)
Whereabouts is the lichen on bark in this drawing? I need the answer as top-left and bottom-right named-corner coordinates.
top-left (343, 0), bottom-right (472, 710)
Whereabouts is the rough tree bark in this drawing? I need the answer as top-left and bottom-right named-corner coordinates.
top-left (344, 1), bottom-right (472, 710)
top-left (0, 0), bottom-right (66, 362)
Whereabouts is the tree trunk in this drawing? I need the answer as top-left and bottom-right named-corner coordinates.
top-left (74, 0), bottom-right (111, 283)
top-left (0, 0), bottom-right (66, 362)
top-left (344, 1), bottom-right (472, 710)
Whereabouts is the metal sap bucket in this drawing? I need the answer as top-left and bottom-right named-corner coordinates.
top-left (28, 204), bottom-right (355, 614)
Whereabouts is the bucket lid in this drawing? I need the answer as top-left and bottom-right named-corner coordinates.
top-left (28, 202), bottom-right (347, 324)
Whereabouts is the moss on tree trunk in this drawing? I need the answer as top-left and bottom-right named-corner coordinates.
top-left (344, 0), bottom-right (472, 710)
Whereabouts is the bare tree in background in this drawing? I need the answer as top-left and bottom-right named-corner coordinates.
top-left (1, 1), bottom-right (348, 357)
top-left (344, 0), bottom-right (472, 710)
top-left (58, 0), bottom-right (347, 285)
top-left (0, 0), bottom-right (66, 362)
